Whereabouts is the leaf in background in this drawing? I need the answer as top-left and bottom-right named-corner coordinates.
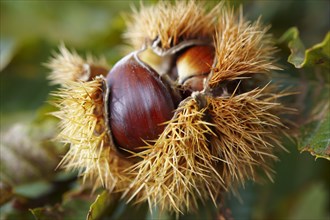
top-left (279, 27), bottom-right (330, 70)
top-left (13, 181), bottom-right (54, 200)
top-left (87, 191), bottom-right (120, 220)
top-left (279, 28), bottom-right (330, 160)
top-left (300, 103), bottom-right (330, 160)
top-left (33, 189), bottom-right (148, 220)
top-left (1, 204), bottom-right (36, 220)
top-left (30, 188), bottom-right (96, 220)
top-left (0, 123), bottom-right (59, 185)
top-left (30, 205), bottom-right (63, 220)
top-left (278, 27), bottom-right (306, 68)
top-left (303, 32), bottom-right (330, 70)
top-left (30, 199), bottom-right (91, 220)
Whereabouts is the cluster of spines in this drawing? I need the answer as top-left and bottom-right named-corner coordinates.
top-left (207, 88), bottom-right (285, 186)
top-left (209, 7), bottom-right (279, 87)
top-left (122, 98), bottom-right (221, 213)
top-left (46, 44), bottom-right (109, 86)
top-left (124, 1), bottom-right (223, 50)
top-left (51, 75), bottom-right (132, 192)
top-left (123, 88), bottom-right (285, 213)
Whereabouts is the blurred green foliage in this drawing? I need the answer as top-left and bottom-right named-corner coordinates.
top-left (0, 1), bottom-right (329, 220)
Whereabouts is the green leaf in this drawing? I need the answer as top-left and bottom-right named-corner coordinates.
top-left (30, 206), bottom-right (63, 220)
top-left (87, 191), bottom-right (120, 220)
top-left (14, 181), bottom-right (53, 199)
top-left (279, 28), bottom-right (330, 160)
top-left (278, 27), bottom-right (305, 67)
top-left (0, 123), bottom-right (60, 185)
top-left (30, 188), bottom-right (95, 220)
top-left (1, 204), bottom-right (35, 220)
top-left (299, 105), bottom-right (330, 160)
top-left (62, 198), bottom-right (92, 220)
top-left (279, 27), bottom-right (330, 70)
top-left (303, 33), bottom-right (330, 70)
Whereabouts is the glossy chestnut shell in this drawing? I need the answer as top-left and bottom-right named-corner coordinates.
top-left (106, 53), bottom-right (175, 152)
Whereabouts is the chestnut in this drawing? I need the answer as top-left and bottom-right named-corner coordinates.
top-left (177, 45), bottom-right (215, 91)
top-left (106, 52), bottom-right (175, 152)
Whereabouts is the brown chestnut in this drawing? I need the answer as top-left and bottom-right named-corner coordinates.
top-left (106, 52), bottom-right (175, 152)
top-left (177, 45), bottom-right (215, 91)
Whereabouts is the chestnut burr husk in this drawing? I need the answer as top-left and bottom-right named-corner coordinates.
top-left (49, 1), bottom-right (286, 215)
top-left (106, 53), bottom-right (175, 152)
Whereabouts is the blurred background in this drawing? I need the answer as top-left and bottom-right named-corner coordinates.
top-left (1, 1), bottom-right (329, 219)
